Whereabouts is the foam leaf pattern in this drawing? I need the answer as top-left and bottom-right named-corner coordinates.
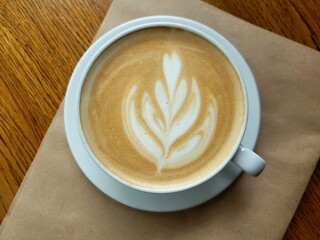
top-left (123, 52), bottom-right (216, 173)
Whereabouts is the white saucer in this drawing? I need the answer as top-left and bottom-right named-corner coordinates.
top-left (64, 18), bottom-right (261, 212)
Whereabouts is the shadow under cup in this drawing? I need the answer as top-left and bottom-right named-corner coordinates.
top-left (74, 16), bottom-right (264, 196)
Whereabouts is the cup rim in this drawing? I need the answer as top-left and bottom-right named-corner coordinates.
top-left (74, 16), bottom-right (249, 194)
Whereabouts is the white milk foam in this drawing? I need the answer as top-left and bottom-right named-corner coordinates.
top-left (123, 52), bottom-right (216, 173)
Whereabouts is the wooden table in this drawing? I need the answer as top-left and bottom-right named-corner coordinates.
top-left (0, 0), bottom-right (319, 238)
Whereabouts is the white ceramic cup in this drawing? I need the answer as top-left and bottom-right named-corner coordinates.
top-left (65, 16), bottom-right (265, 211)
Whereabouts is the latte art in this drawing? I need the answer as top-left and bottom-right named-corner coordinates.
top-left (80, 28), bottom-right (245, 189)
top-left (123, 52), bottom-right (216, 173)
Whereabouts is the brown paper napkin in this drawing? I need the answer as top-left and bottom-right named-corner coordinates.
top-left (1, 0), bottom-right (319, 239)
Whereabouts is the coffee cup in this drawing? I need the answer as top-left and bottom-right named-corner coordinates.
top-left (65, 16), bottom-right (265, 211)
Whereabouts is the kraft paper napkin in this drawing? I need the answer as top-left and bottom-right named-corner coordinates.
top-left (1, 0), bottom-right (319, 239)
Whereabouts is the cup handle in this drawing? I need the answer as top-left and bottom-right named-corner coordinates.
top-left (231, 145), bottom-right (265, 176)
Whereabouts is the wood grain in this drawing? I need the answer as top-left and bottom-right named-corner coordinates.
top-left (0, 0), bottom-right (111, 221)
top-left (0, 0), bottom-right (319, 239)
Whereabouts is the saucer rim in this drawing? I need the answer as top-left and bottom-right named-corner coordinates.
top-left (64, 17), bottom-right (260, 212)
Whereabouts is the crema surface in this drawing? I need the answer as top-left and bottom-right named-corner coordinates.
top-left (80, 27), bottom-right (245, 189)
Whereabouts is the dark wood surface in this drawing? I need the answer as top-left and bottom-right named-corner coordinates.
top-left (0, 0), bottom-right (319, 239)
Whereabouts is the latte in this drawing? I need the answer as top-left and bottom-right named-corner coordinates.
top-left (80, 27), bottom-right (245, 189)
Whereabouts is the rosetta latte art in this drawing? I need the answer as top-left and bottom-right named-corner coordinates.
top-left (123, 53), bottom-right (217, 173)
